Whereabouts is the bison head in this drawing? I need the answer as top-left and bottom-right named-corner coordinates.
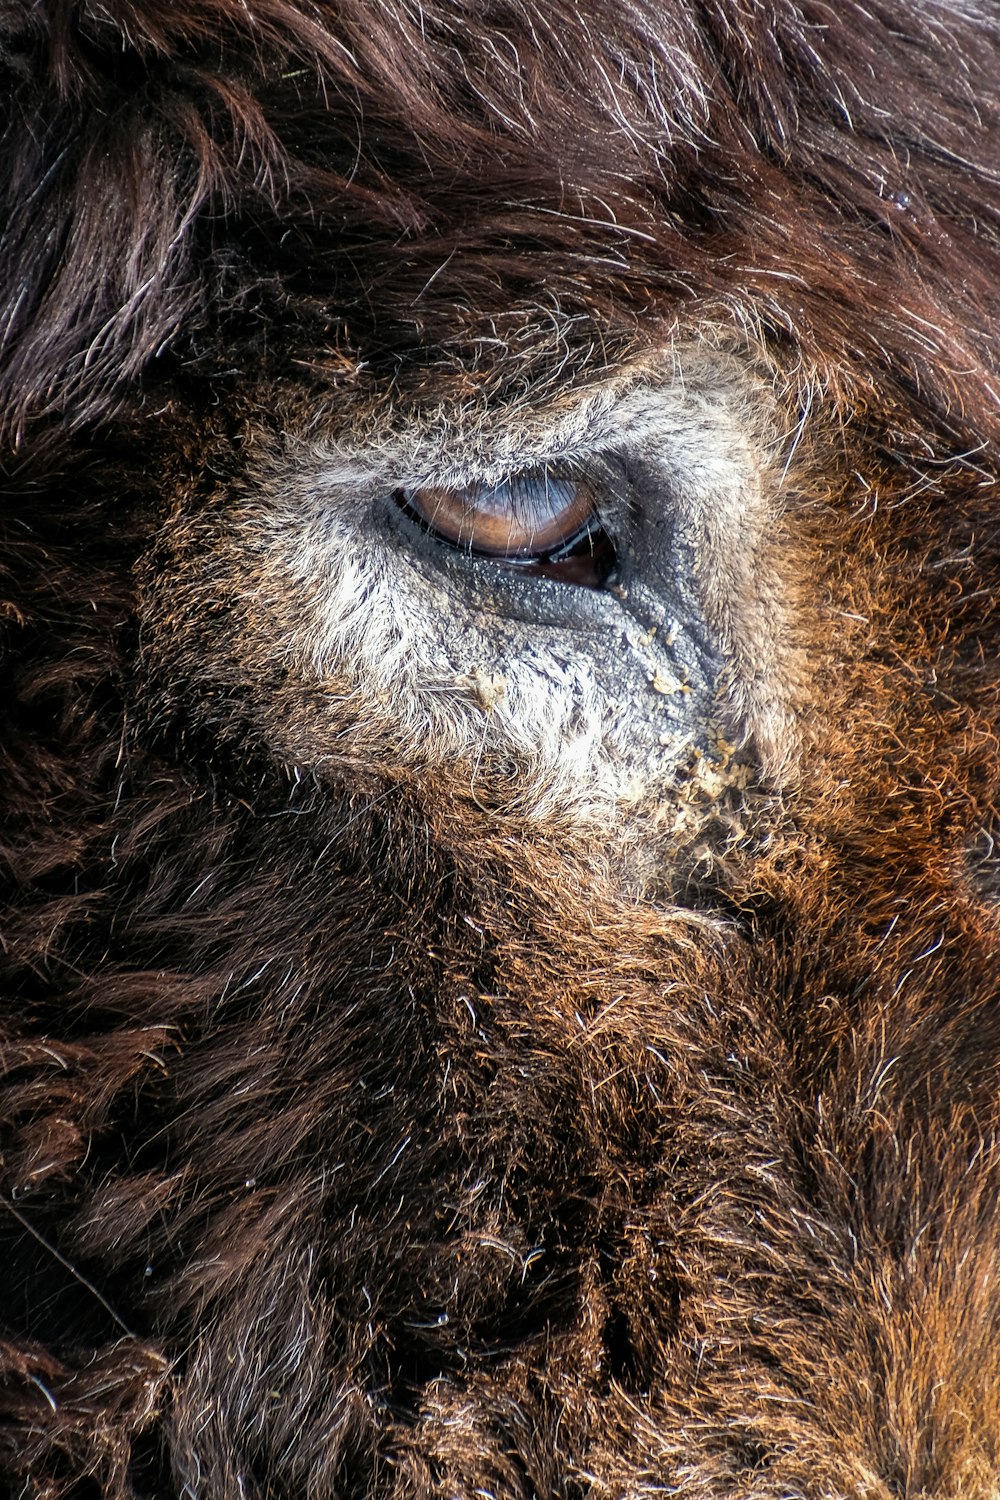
top-left (2, 2), bottom-right (1000, 1497)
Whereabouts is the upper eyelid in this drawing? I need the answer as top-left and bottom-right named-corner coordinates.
top-left (391, 452), bottom-right (634, 531)
top-left (305, 363), bottom-right (749, 501)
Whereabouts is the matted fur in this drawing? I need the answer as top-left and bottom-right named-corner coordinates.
top-left (2, 2), bottom-right (1000, 1498)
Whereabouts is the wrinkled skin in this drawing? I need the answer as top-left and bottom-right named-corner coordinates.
top-left (2, 3), bottom-right (1000, 1498)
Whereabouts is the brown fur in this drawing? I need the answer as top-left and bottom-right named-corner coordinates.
top-left (2, 2), bottom-right (1000, 1497)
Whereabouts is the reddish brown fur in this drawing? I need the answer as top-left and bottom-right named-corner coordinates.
top-left (2, 2), bottom-right (1000, 1497)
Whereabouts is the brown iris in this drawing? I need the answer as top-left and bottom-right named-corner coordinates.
top-left (394, 471), bottom-right (616, 588)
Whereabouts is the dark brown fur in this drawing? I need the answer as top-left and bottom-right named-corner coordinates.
top-left (2, 3), bottom-right (1000, 1497)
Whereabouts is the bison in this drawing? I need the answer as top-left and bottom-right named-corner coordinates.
top-left (2, 1), bottom-right (1000, 1496)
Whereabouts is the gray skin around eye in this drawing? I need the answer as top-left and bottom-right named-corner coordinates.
top-left (378, 462), bottom-right (722, 757)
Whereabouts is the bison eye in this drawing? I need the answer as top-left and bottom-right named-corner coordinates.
top-left (393, 471), bottom-right (618, 589)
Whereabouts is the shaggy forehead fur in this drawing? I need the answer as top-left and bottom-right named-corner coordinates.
top-left (4, 0), bottom-right (1000, 443)
top-left (2, 2), bottom-right (1000, 1499)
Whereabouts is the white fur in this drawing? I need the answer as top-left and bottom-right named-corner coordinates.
top-left (210, 349), bottom-right (796, 824)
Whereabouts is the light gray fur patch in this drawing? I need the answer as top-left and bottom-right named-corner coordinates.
top-left (152, 349), bottom-right (799, 828)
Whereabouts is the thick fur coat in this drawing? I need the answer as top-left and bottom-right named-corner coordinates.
top-left (2, 2), bottom-right (1000, 1497)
